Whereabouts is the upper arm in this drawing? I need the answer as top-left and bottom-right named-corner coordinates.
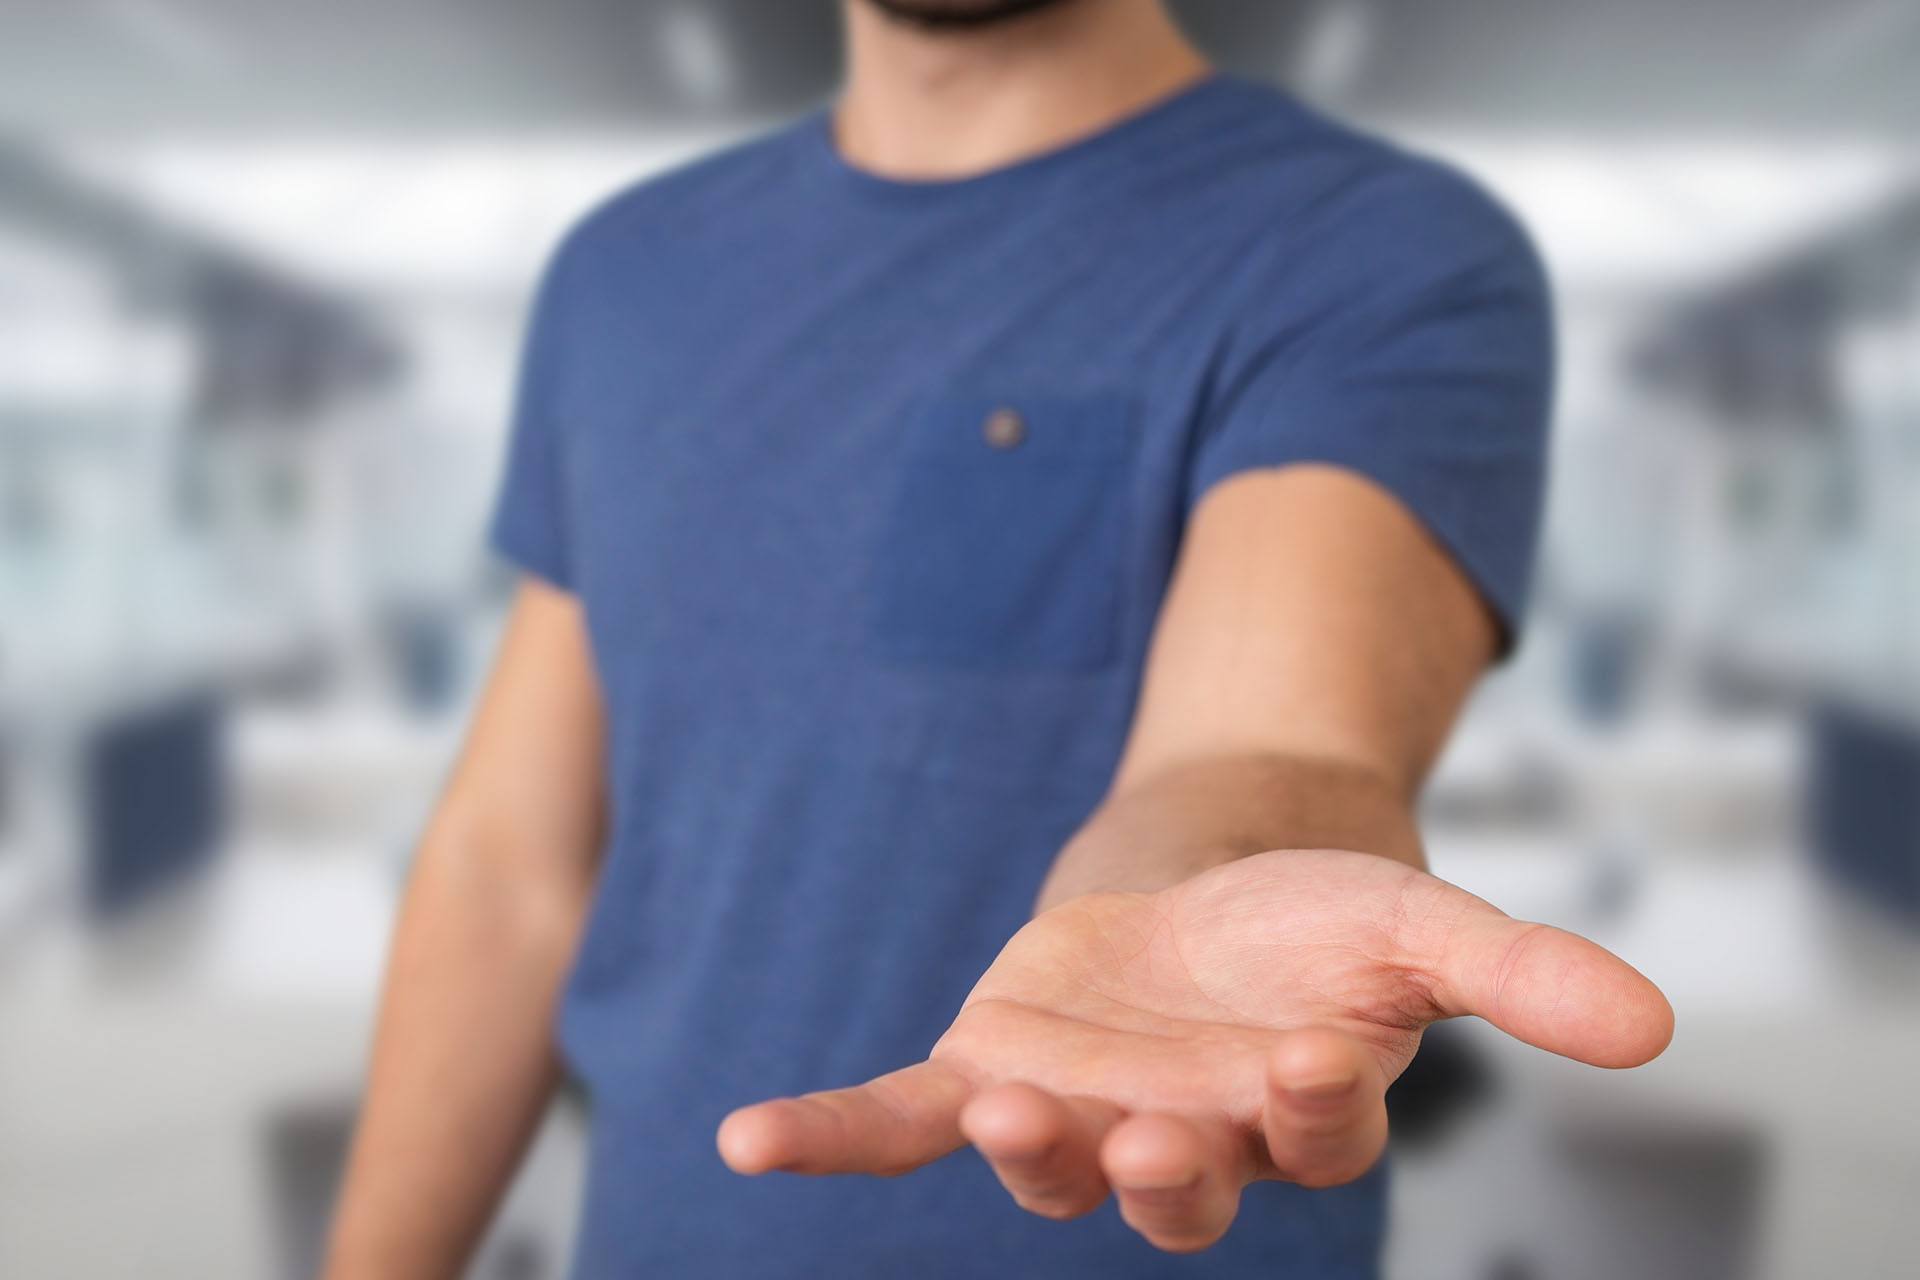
top-left (1113, 161), bottom-right (1554, 802)
top-left (1111, 464), bottom-right (1496, 803)
top-left (1185, 160), bottom-right (1553, 657)
top-left (458, 213), bottom-right (608, 884)
top-left (425, 580), bottom-right (606, 896)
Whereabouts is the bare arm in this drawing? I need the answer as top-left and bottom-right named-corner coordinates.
top-left (1036, 463), bottom-right (1494, 909)
top-left (324, 581), bottom-right (605, 1280)
top-left (719, 465), bottom-right (1669, 1255)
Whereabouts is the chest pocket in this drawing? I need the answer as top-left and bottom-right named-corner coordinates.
top-left (867, 390), bottom-right (1136, 670)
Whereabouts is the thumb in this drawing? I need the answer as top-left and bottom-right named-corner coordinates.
top-left (1429, 899), bottom-right (1674, 1069)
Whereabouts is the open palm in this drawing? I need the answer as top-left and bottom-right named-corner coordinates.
top-left (719, 849), bottom-right (1672, 1252)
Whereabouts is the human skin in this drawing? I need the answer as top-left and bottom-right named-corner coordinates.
top-left (325, 583), bottom-right (606, 1279)
top-left (717, 468), bottom-right (1673, 1252)
top-left (326, 4), bottom-right (1672, 1271)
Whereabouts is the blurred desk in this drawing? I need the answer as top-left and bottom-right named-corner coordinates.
top-left (0, 841), bottom-right (582, 1280)
top-left (0, 849), bottom-right (394, 1278)
top-left (1410, 840), bottom-right (1920, 1280)
top-left (6, 824), bottom-right (1915, 1278)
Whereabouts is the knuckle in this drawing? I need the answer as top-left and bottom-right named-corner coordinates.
top-left (1116, 1182), bottom-right (1201, 1213)
top-left (1290, 1152), bottom-right (1382, 1189)
top-left (1490, 922), bottom-right (1552, 1013)
top-left (1119, 1193), bottom-right (1229, 1251)
top-left (1288, 1109), bottom-right (1360, 1141)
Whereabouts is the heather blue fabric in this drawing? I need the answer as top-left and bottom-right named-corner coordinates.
top-left (489, 74), bottom-right (1552, 1279)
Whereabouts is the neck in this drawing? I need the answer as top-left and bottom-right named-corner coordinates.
top-left (834, 0), bottom-right (1210, 180)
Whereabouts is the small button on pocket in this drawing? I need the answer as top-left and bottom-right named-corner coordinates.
top-left (982, 407), bottom-right (1026, 450)
top-left (867, 391), bottom-right (1135, 671)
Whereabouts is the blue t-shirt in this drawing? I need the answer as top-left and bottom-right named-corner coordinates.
top-left (491, 75), bottom-right (1551, 1279)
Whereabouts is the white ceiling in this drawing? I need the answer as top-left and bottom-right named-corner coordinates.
top-left (9, 0), bottom-right (1919, 311)
top-left (47, 132), bottom-right (1914, 303)
top-left (1, 0), bottom-right (1916, 139)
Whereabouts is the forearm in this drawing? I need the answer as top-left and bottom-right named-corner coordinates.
top-left (324, 828), bottom-right (591, 1280)
top-left (1035, 751), bottom-right (1423, 913)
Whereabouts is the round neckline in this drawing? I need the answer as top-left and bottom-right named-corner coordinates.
top-left (805, 72), bottom-right (1235, 204)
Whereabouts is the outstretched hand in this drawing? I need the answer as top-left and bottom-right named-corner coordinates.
top-left (717, 849), bottom-right (1672, 1252)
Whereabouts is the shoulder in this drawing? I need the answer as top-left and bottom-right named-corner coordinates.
top-left (541, 121), bottom-right (811, 283)
top-left (1205, 79), bottom-right (1544, 284)
top-left (1325, 150), bottom-right (1545, 288)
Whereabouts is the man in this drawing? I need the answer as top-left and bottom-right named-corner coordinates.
top-left (326, 0), bottom-right (1673, 1275)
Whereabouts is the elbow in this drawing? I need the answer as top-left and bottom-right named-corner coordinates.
top-left (408, 815), bottom-right (599, 961)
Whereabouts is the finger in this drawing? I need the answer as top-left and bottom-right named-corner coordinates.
top-left (1430, 901), bottom-right (1675, 1068)
top-left (1260, 1028), bottom-right (1388, 1188)
top-left (960, 1083), bottom-right (1122, 1220)
top-left (1101, 1112), bottom-right (1246, 1253)
top-left (717, 1060), bottom-right (973, 1176)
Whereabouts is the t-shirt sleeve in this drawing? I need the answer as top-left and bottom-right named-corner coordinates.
top-left (487, 232), bottom-right (583, 591)
top-left (1188, 160), bottom-right (1555, 648)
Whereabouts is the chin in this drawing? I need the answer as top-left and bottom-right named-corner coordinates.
top-left (862, 0), bottom-right (1085, 31)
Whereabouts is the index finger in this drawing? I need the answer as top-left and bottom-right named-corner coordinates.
top-left (717, 1060), bottom-right (975, 1176)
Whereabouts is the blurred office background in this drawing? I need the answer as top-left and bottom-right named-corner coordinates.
top-left (2, 2), bottom-right (1918, 1277)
